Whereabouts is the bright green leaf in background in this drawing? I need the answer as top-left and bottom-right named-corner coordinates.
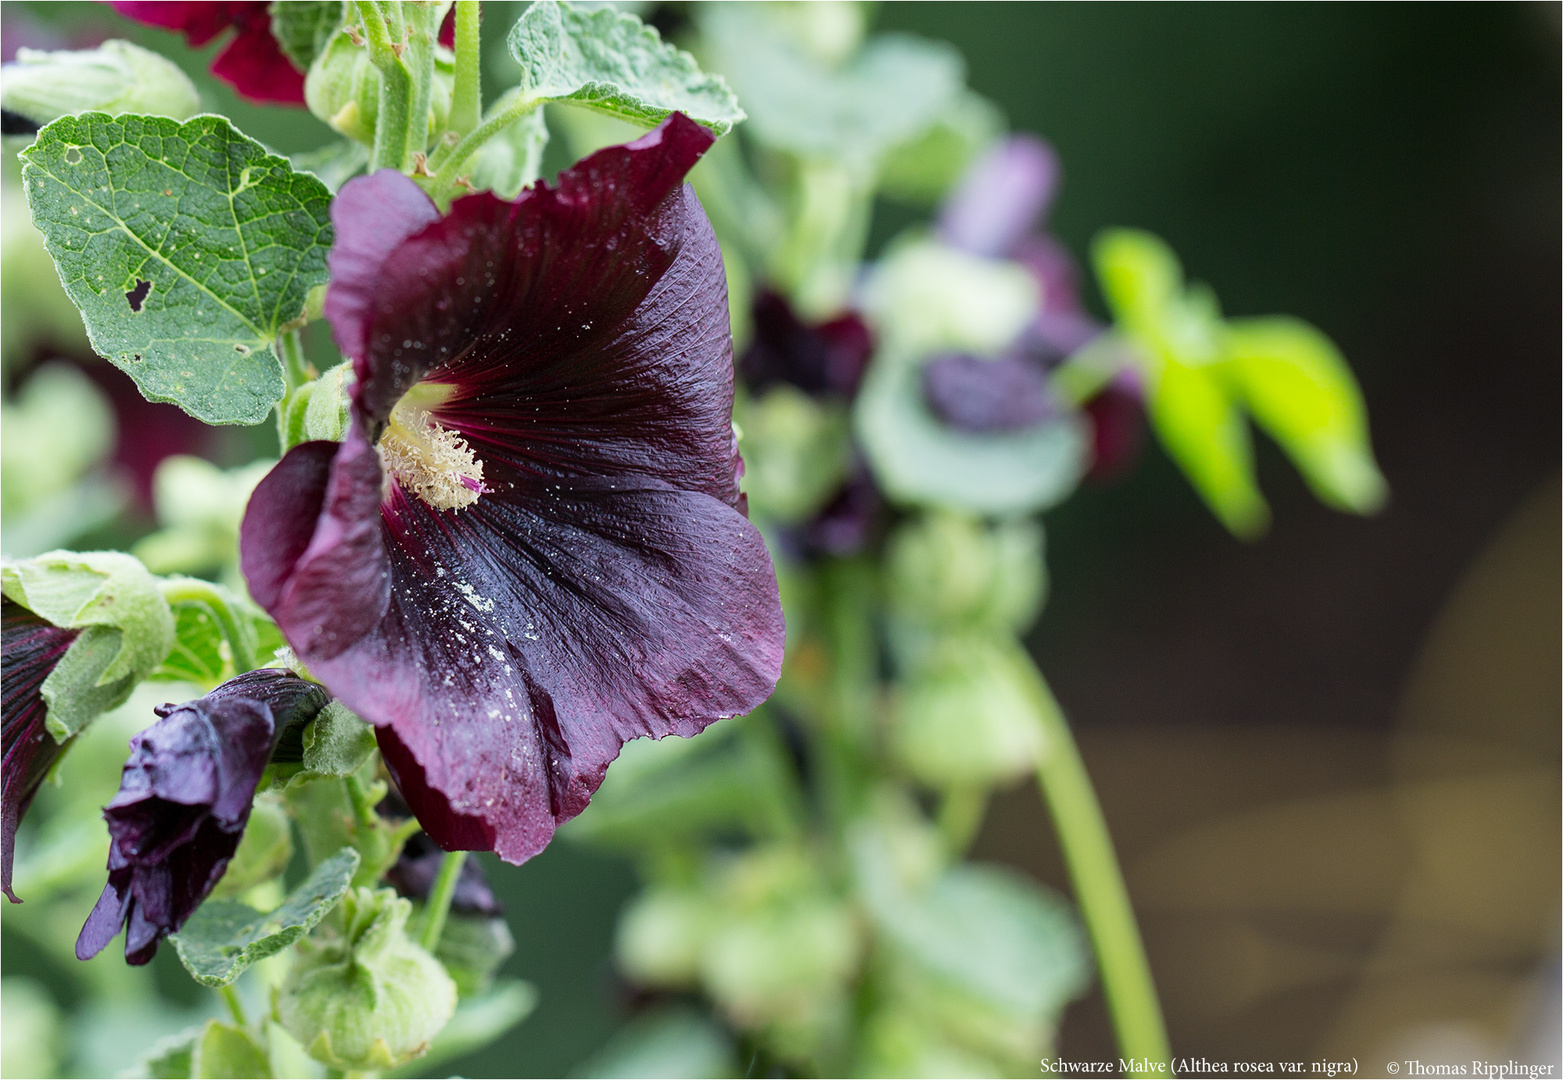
top-left (21, 113), bottom-right (334, 424)
top-left (508, 0), bottom-right (744, 134)
top-left (0, 40), bottom-right (200, 128)
top-left (171, 848), bottom-right (360, 987)
top-left (268, 0), bottom-right (346, 72)
top-left (1092, 228), bottom-right (1385, 536)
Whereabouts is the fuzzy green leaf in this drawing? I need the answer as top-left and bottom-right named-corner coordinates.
top-left (20, 113), bottom-right (334, 424)
top-left (171, 848), bottom-right (359, 987)
top-left (507, 0), bottom-right (743, 134)
top-left (269, 0), bottom-right (345, 72)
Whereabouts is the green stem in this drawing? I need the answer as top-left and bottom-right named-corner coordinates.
top-left (357, 0), bottom-right (413, 172)
top-left (219, 984), bottom-right (248, 1028)
top-left (1034, 685), bottom-right (1172, 1077)
top-left (935, 784), bottom-right (989, 856)
top-left (278, 328), bottom-right (313, 392)
top-left (404, 1), bottom-right (437, 159)
top-left (158, 578), bottom-right (257, 674)
top-left (426, 91), bottom-right (540, 189)
top-left (448, 0), bottom-right (482, 137)
top-left (419, 850), bottom-right (467, 952)
top-left (344, 773), bottom-right (384, 832)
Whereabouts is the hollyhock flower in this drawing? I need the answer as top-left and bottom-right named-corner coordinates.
top-left (110, 1), bottom-right (305, 105)
top-left (76, 669), bottom-right (328, 964)
top-left (386, 829), bottom-right (502, 917)
top-left (740, 290), bottom-right (874, 401)
top-left (934, 135), bottom-right (1143, 478)
top-left (240, 114), bottom-right (785, 867)
top-left (1, 600), bottom-right (79, 902)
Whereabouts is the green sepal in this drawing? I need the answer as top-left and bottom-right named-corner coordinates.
top-left (269, 0), bottom-right (346, 72)
top-left (265, 700), bottom-right (377, 789)
top-left (386, 980), bottom-right (538, 1078)
top-left (1, 550), bottom-right (174, 741)
top-left (1, 40), bottom-right (200, 128)
top-left (212, 793), bottom-right (293, 898)
top-left (431, 912), bottom-right (516, 997)
top-left (191, 1020), bottom-right (272, 1079)
top-left (507, 0), bottom-right (744, 134)
top-left (855, 343), bottom-right (1086, 516)
top-left (20, 113), bottom-right (334, 425)
top-left (169, 847), bottom-right (360, 987)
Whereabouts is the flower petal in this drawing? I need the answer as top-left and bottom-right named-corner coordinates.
top-left (210, 12), bottom-right (307, 105)
top-left (937, 135), bottom-right (1060, 258)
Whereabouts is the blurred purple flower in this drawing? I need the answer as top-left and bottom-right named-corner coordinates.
top-left (386, 830), bottom-right (502, 918)
top-left (740, 290), bottom-right (875, 400)
top-left (76, 670), bottom-right (328, 965)
top-left (935, 135), bottom-right (1143, 477)
top-left (2, 600), bottom-right (79, 902)
top-left (110, 1), bottom-right (306, 105)
top-left (240, 114), bottom-right (784, 868)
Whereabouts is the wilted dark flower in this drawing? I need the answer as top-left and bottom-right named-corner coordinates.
top-left (110, 1), bottom-right (305, 105)
top-left (740, 290), bottom-right (874, 400)
top-left (76, 670), bottom-right (328, 964)
top-left (240, 114), bottom-right (785, 867)
top-left (1, 599), bottom-right (78, 902)
top-left (922, 352), bottom-right (1055, 434)
top-left (385, 830), bottom-right (502, 918)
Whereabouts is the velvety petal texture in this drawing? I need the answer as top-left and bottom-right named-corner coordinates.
top-left (76, 670), bottom-right (328, 964)
top-left (111, 1), bottom-right (306, 104)
top-left (2, 599), bottom-right (78, 902)
top-left (242, 114), bottom-right (785, 866)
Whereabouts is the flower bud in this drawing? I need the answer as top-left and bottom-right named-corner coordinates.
top-left (617, 885), bottom-right (711, 989)
top-left (887, 512), bottom-right (1044, 633)
top-left (1, 40), bottom-right (200, 129)
top-left (276, 886), bottom-right (457, 1071)
top-left (890, 635), bottom-right (1052, 789)
top-left (305, 30), bottom-right (454, 146)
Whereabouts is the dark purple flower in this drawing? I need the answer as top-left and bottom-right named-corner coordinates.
top-left (740, 290), bottom-right (874, 400)
top-left (781, 468), bottom-right (884, 562)
top-left (110, 1), bottom-right (306, 105)
top-left (1083, 374), bottom-right (1147, 482)
top-left (922, 352), bottom-right (1056, 434)
top-left (76, 670), bottom-right (328, 965)
top-left (936, 136), bottom-right (1059, 260)
top-left (385, 830), bottom-right (502, 918)
top-left (240, 114), bottom-right (785, 867)
top-left (2, 600), bottom-right (79, 903)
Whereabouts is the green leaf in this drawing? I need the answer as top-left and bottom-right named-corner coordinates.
top-left (191, 1020), bottom-right (272, 1079)
top-left (269, 0), bottom-right (345, 72)
top-left (468, 101), bottom-right (548, 200)
top-left (877, 88), bottom-right (1005, 205)
top-left (864, 860), bottom-right (1090, 1027)
top-left (432, 913), bottom-right (516, 997)
top-left (1, 550), bottom-right (174, 739)
top-left (267, 700), bottom-right (377, 788)
top-left (171, 848), bottom-right (359, 987)
top-left (573, 1006), bottom-right (736, 1080)
top-left (699, 5), bottom-right (962, 170)
top-left (1224, 316), bottom-right (1387, 514)
top-left (140, 1028), bottom-right (199, 1079)
top-left (507, 0), bottom-right (743, 134)
top-left (1, 40), bottom-right (200, 128)
top-left (734, 386), bottom-right (853, 525)
top-left (20, 113), bottom-right (334, 424)
top-left (1149, 357), bottom-right (1268, 537)
top-left (854, 344), bottom-right (1086, 516)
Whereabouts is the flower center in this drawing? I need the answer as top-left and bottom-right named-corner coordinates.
top-left (377, 385), bottom-right (486, 512)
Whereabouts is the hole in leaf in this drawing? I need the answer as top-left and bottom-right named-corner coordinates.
top-left (125, 279), bottom-right (151, 312)
top-left (234, 343), bottom-right (251, 355)
top-left (64, 146), bottom-right (82, 165)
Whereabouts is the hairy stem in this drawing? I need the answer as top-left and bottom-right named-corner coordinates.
top-left (448, 0), bottom-right (482, 137)
top-left (357, 0), bottom-right (413, 172)
top-left (1033, 682), bottom-right (1172, 1077)
top-left (426, 91), bottom-right (540, 193)
top-left (404, 1), bottom-right (437, 159)
top-left (419, 850), bottom-right (467, 952)
top-left (277, 328), bottom-right (313, 392)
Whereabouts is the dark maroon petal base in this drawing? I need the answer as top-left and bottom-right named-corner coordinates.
top-left (111, 1), bottom-right (306, 105)
top-left (2, 600), bottom-right (79, 902)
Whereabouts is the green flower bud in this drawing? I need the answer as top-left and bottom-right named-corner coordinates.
top-left (735, 386), bottom-right (853, 524)
top-left (616, 885), bottom-right (712, 989)
top-left (303, 362), bottom-right (353, 443)
top-left (1, 40), bottom-right (199, 128)
top-left (862, 238), bottom-right (1038, 356)
top-left (887, 512), bottom-right (1044, 634)
top-left (276, 887), bottom-right (457, 1072)
top-left (890, 636), bottom-right (1051, 789)
top-left (305, 29), bottom-right (454, 146)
